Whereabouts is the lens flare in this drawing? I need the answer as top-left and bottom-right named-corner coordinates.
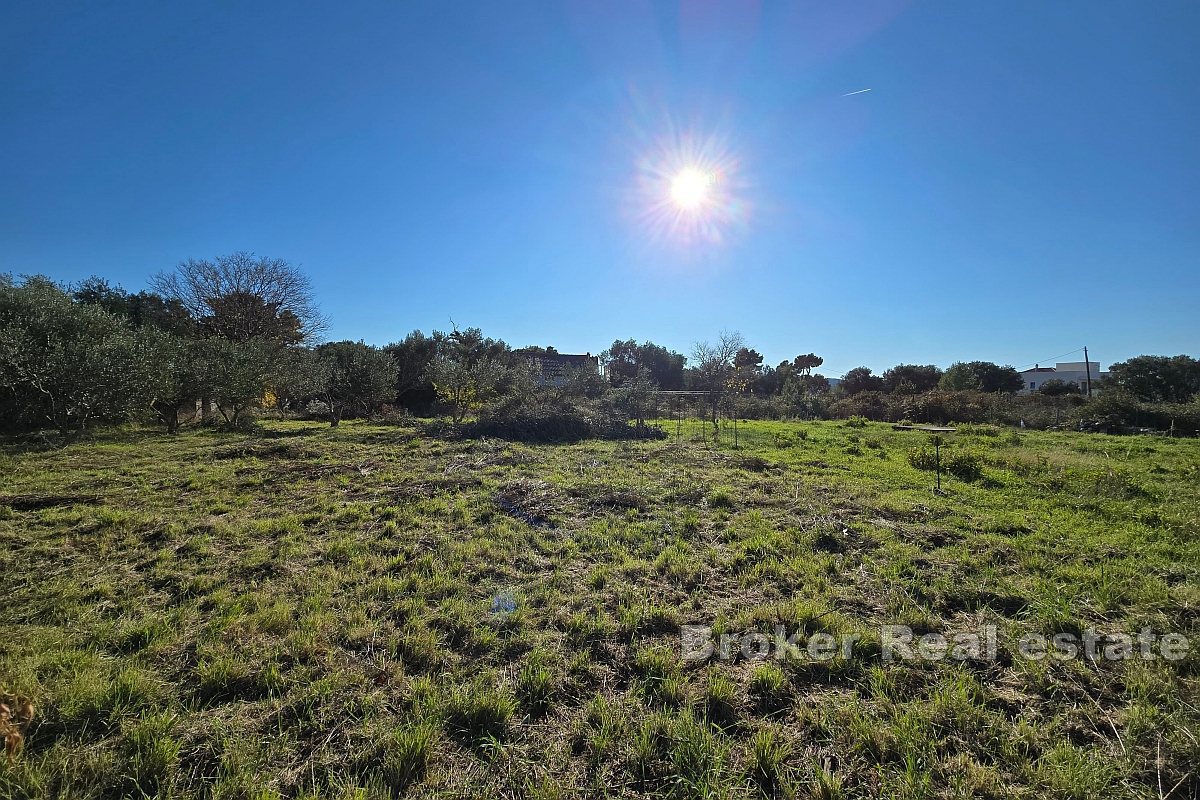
top-left (630, 124), bottom-right (747, 249)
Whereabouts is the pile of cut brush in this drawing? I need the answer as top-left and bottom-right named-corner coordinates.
top-left (495, 479), bottom-right (566, 528)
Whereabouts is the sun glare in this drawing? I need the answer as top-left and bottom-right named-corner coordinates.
top-left (628, 121), bottom-right (746, 249)
top-left (670, 167), bottom-right (713, 210)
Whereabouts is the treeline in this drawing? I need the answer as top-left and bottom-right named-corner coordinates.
top-left (3, 254), bottom-right (1198, 439)
top-left (0, 256), bottom-right (673, 441)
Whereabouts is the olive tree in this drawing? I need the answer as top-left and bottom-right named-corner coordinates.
top-left (0, 276), bottom-right (153, 438)
top-left (190, 337), bottom-right (279, 427)
top-left (138, 327), bottom-right (208, 433)
top-left (1107, 355), bottom-right (1200, 403)
top-left (310, 341), bottom-right (399, 426)
top-left (427, 327), bottom-right (510, 423)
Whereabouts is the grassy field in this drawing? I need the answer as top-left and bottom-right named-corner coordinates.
top-left (1, 419), bottom-right (1198, 799)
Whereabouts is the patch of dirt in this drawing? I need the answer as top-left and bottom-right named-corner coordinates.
top-left (0, 494), bottom-right (102, 511)
top-left (569, 486), bottom-right (650, 513)
top-left (736, 454), bottom-right (777, 472)
top-left (210, 442), bottom-right (313, 461)
top-left (800, 459), bottom-right (850, 471)
top-left (496, 479), bottom-right (567, 528)
top-left (265, 460), bottom-right (384, 480)
top-left (384, 475), bottom-right (484, 503)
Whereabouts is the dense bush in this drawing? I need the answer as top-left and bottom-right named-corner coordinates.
top-left (0, 276), bottom-right (157, 437)
top-left (944, 450), bottom-right (985, 481)
top-left (726, 395), bottom-right (790, 420)
top-left (907, 447), bottom-right (939, 471)
top-left (469, 396), bottom-right (666, 443)
top-left (817, 388), bottom-right (1198, 436)
top-left (829, 391), bottom-right (893, 421)
top-left (1081, 392), bottom-right (1200, 435)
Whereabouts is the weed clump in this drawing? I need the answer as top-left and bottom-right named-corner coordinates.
top-left (707, 487), bottom-right (736, 510)
top-left (517, 649), bottom-right (558, 715)
top-left (907, 446), bottom-right (985, 482)
top-left (748, 662), bottom-right (788, 709)
top-left (748, 725), bottom-right (794, 795)
top-left (383, 723), bottom-right (437, 789)
top-left (445, 680), bottom-right (516, 742)
top-left (634, 645), bottom-right (685, 707)
top-left (700, 669), bottom-right (739, 728)
top-left (122, 712), bottom-right (181, 796)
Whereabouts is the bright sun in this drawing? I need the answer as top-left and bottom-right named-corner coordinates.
top-left (670, 167), bottom-right (713, 210)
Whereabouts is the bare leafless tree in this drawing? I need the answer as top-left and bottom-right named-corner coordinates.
top-left (151, 252), bottom-right (326, 343)
top-left (692, 329), bottom-right (744, 432)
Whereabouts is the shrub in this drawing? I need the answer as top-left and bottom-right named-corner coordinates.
top-left (831, 393), bottom-right (893, 422)
top-left (945, 450), bottom-right (985, 482)
top-left (470, 396), bottom-right (666, 443)
top-left (907, 447), bottom-right (939, 471)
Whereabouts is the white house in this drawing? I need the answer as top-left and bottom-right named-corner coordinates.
top-left (1019, 361), bottom-right (1108, 394)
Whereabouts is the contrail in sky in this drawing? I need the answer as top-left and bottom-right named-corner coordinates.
top-left (842, 88), bottom-right (872, 97)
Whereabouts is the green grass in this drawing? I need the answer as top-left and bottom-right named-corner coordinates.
top-left (0, 418), bottom-right (1197, 797)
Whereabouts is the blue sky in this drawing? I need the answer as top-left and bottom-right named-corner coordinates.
top-left (2, 2), bottom-right (1197, 376)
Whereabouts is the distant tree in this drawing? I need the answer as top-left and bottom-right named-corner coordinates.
top-left (841, 366), bottom-right (885, 395)
top-left (614, 367), bottom-right (656, 429)
top-left (754, 364), bottom-right (782, 395)
top-left (940, 361), bottom-right (1023, 393)
top-left (309, 341), bottom-right (399, 426)
top-left (729, 347), bottom-right (764, 393)
top-left (1107, 355), bottom-right (1200, 403)
top-left (601, 339), bottom-right (686, 390)
top-left (768, 353), bottom-right (823, 396)
top-left (792, 353), bottom-right (824, 375)
top-left (73, 277), bottom-right (195, 335)
top-left (692, 330), bottom-right (744, 430)
top-left (427, 327), bottom-right (510, 423)
top-left (806, 374), bottom-right (832, 394)
top-left (779, 372), bottom-right (831, 418)
top-left (151, 252), bottom-right (324, 344)
top-left (554, 364), bottom-right (609, 401)
top-left (1037, 378), bottom-right (1081, 397)
top-left (882, 364), bottom-right (943, 394)
top-left (779, 374), bottom-right (802, 405)
top-left (383, 331), bottom-right (438, 410)
top-left (600, 340), bottom-right (639, 386)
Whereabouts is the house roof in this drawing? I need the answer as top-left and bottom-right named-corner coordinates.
top-left (523, 352), bottom-right (597, 364)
